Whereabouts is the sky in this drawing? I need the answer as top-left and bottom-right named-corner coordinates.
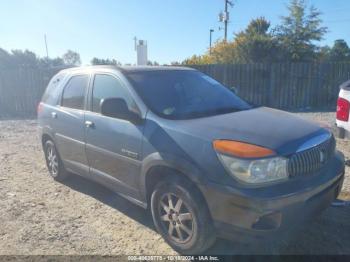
top-left (0, 0), bottom-right (349, 65)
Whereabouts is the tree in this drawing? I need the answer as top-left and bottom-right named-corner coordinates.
top-left (91, 57), bottom-right (121, 65)
top-left (39, 57), bottom-right (66, 68)
top-left (146, 60), bottom-right (160, 66)
top-left (182, 18), bottom-right (280, 65)
top-left (182, 55), bottom-right (207, 65)
top-left (328, 39), bottom-right (350, 62)
top-left (234, 17), bottom-right (281, 63)
top-left (182, 41), bottom-right (236, 65)
top-left (62, 50), bottom-right (81, 66)
top-left (208, 41), bottom-right (236, 63)
top-left (317, 45), bottom-right (331, 62)
top-left (0, 47), bottom-right (77, 69)
top-left (275, 0), bottom-right (328, 62)
top-left (170, 61), bottom-right (181, 66)
top-left (0, 48), bottom-right (13, 68)
top-left (11, 49), bottom-right (39, 67)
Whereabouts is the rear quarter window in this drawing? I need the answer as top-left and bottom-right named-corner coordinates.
top-left (61, 75), bottom-right (89, 110)
top-left (41, 72), bottom-right (67, 105)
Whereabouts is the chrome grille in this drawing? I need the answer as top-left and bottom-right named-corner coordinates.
top-left (288, 136), bottom-right (336, 177)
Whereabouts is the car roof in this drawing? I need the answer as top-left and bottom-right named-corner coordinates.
top-left (119, 66), bottom-right (195, 72)
top-left (59, 65), bottom-right (195, 75)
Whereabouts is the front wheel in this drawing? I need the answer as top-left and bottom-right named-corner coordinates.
top-left (151, 178), bottom-right (216, 254)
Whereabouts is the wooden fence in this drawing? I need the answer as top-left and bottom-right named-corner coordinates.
top-left (0, 67), bottom-right (62, 118)
top-left (191, 63), bottom-right (350, 110)
top-left (1, 63), bottom-right (350, 118)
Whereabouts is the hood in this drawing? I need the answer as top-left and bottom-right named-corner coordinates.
top-left (171, 107), bottom-right (330, 156)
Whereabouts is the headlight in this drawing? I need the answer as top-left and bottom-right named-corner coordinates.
top-left (213, 140), bottom-right (289, 184)
top-left (217, 154), bottom-right (288, 184)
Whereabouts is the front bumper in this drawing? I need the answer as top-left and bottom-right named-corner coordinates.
top-left (200, 151), bottom-right (345, 242)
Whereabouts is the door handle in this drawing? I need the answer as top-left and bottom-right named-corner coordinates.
top-left (51, 112), bottom-right (57, 119)
top-left (85, 121), bottom-right (94, 128)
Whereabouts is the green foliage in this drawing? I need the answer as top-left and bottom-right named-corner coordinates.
top-left (274, 0), bottom-right (327, 61)
top-left (317, 40), bottom-right (350, 62)
top-left (234, 17), bottom-right (281, 63)
top-left (328, 39), bottom-right (350, 62)
top-left (10, 50), bottom-right (38, 66)
top-left (147, 60), bottom-right (160, 66)
top-left (91, 57), bottom-right (121, 65)
top-left (317, 46), bottom-right (331, 62)
top-left (183, 0), bottom-right (331, 65)
top-left (182, 41), bottom-right (236, 65)
top-left (0, 48), bottom-right (80, 68)
top-left (0, 48), bottom-right (67, 69)
top-left (40, 57), bottom-right (66, 68)
top-left (62, 50), bottom-right (81, 66)
top-left (182, 18), bottom-right (280, 64)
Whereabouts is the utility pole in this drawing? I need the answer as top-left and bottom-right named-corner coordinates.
top-left (44, 34), bottom-right (49, 59)
top-left (209, 29), bottom-right (214, 54)
top-left (224, 0), bottom-right (228, 41)
top-left (219, 0), bottom-right (233, 42)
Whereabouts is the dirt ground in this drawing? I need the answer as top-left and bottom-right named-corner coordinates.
top-left (0, 112), bottom-right (349, 255)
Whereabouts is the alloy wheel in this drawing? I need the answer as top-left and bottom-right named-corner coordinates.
top-left (46, 144), bottom-right (59, 177)
top-left (158, 193), bottom-right (194, 243)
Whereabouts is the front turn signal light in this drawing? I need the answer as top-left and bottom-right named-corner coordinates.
top-left (213, 140), bottom-right (275, 158)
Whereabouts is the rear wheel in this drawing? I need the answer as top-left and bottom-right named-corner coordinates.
top-left (151, 177), bottom-right (216, 254)
top-left (44, 140), bottom-right (69, 181)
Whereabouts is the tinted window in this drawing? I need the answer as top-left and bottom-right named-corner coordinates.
top-left (92, 74), bottom-right (134, 113)
top-left (61, 75), bottom-right (89, 110)
top-left (125, 70), bottom-right (251, 119)
top-left (42, 72), bottom-right (67, 105)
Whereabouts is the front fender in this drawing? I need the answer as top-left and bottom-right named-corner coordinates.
top-left (139, 152), bottom-right (208, 200)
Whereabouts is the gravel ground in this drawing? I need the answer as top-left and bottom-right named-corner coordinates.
top-left (0, 112), bottom-right (349, 255)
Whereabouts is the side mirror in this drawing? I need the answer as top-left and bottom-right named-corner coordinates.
top-left (101, 97), bottom-right (142, 123)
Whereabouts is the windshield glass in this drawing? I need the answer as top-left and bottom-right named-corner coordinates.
top-left (125, 70), bottom-right (251, 119)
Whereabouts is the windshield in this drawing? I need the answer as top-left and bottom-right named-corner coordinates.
top-left (125, 70), bottom-right (251, 119)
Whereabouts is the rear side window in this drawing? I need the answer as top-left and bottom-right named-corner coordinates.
top-left (41, 72), bottom-right (67, 105)
top-left (92, 74), bottom-right (134, 113)
top-left (61, 75), bottom-right (89, 110)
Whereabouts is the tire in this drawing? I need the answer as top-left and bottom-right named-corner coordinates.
top-left (151, 177), bottom-right (216, 254)
top-left (44, 140), bottom-right (69, 181)
top-left (337, 127), bottom-right (345, 139)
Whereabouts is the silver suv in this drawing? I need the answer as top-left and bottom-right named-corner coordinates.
top-left (38, 66), bottom-right (345, 254)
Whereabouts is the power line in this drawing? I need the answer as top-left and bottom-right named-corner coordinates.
top-left (325, 19), bottom-right (350, 23)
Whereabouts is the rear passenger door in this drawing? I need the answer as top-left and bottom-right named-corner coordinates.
top-left (52, 74), bottom-right (90, 176)
top-left (84, 73), bottom-right (143, 198)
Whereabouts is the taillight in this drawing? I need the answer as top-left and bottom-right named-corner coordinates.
top-left (37, 102), bottom-right (44, 115)
top-left (336, 97), bottom-right (350, 121)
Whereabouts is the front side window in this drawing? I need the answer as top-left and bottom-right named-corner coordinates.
top-left (92, 74), bottom-right (134, 113)
top-left (125, 70), bottom-right (251, 119)
top-left (61, 75), bottom-right (89, 110)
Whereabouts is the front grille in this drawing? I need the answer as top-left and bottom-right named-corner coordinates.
top-left (288, 136), bottom-right (336, 178)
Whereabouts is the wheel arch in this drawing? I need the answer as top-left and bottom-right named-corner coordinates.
top-left (140, 152), bottom-right (209, 207)
top-left (41, 133), bottom-right (54, 148)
